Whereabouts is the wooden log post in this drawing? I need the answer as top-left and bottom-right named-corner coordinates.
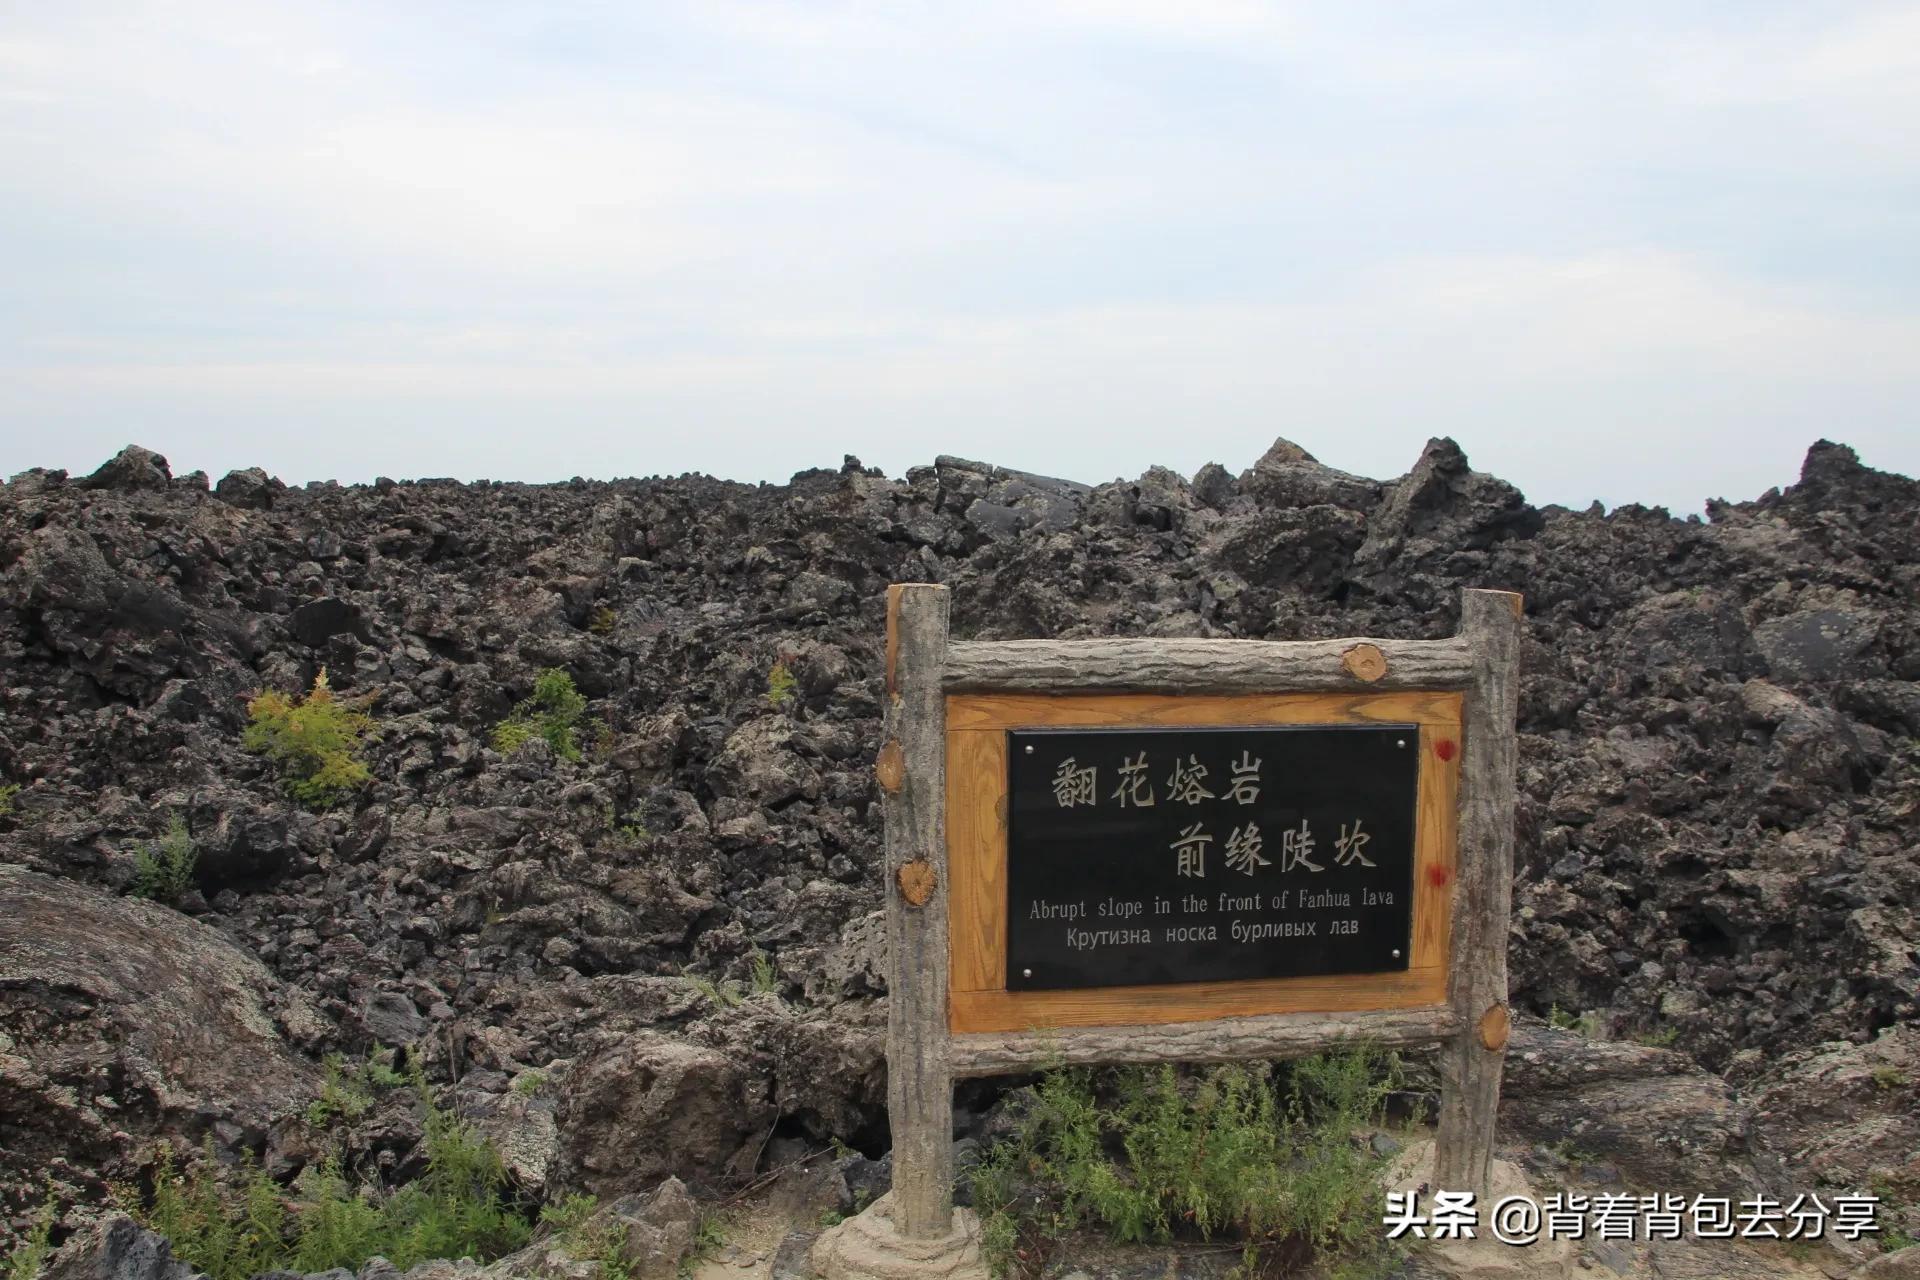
top-left (1433, 588), bottom-right (1524, 1198)
top-left (879, 584), bottom-right (956, 1240)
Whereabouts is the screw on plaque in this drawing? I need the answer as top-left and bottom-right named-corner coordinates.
top-left (1391, 949), bottom-right (1402, 959)
top-left (1024, 745), bottom-right (1035, 755)
top-left (1022, 968), bottom-right (1033, 978)
top-left (1396, 738), bottom-right (1407, 749)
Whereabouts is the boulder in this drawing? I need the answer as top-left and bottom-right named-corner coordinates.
top-left (288, 596), bottom-right (369, 648)
top-left (81, 446), bottom-right (172, 492)
top-left (1748, 1026), bottom-right (1920, 1237)
top-left (4, 526), bottom-right (122, 614)
top-left (42, 1215), bottom-right (203, 1280)
top-left (1500, 1022), bottom-right (1759, 1194)
top-left (1235, 437), bottom-right (1381, 511)
top-left (552, 1032), bottom-right (773, 1195)
top-left (1754, 607), bottom-right (1881, 682)
top-left (214, 467), bottom-right (282, 509)
top-left (707, 718), bottom-right (821, 809)
top-left (0, 867), bottom-right (323, 1208)
top-left (1349, 437), bottom-right (1542, 585)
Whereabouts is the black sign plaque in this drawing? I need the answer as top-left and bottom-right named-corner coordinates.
top-left (1005, 725), bottom-right (1419, 991)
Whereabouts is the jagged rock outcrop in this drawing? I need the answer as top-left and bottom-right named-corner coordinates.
top-left (0, 437), bottom-right (1915, 1254)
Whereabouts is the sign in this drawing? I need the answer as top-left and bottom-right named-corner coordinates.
top-left (822, 582), bottom-right (1524, 1271)
top-left (1005, 724), bottom-right (1417, 991)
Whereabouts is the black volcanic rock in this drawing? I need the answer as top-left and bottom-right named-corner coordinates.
top-left (81, 444), bottom-right (172, 491)
top-left (0, 435), bottom-right (1915, 1237)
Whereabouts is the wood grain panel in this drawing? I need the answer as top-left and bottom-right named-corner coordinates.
top-left (946, 728), bottom-right (1007, 995)
top-left (952, 968), bottom-right (1449, 1034)
top-left (951, 1005), bottom-right (1461, 1077)
top-left (946, 690), bottom-right (1462, 732)
top-left (942, 635), bottom-right (1474, 693)
top-left (1414, 722), bottom-right (1461, 971)
top-left (946, 691), bottom-right (1463, 1035)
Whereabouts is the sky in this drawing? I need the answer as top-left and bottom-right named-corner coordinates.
top-left (1, 2), bottom-right (1916, 513)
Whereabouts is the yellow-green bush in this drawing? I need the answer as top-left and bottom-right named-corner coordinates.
top-left (243, 670), bottom-right (373, 808)
top-left (766, 661), bottom-right (797, 709)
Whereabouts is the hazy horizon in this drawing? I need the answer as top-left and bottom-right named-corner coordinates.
top-left (22, 431), bottom-right (1901, 519)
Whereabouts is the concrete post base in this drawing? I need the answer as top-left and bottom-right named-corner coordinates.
top-left (809, 1193), bottom-right (991, 1280)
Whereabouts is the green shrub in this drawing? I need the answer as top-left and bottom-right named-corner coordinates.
top-left (131, 812), bottom-right (197, 903)
top-left (750, 949), bottom-right (779, 997)
top-left (588, 605), bottom-right (617, 636)
top-left (492, 668), bottom-right (587, 761)
top-left (0, 782), bottom-right (20, 820)
top-left (970, 1049), bottom-right (1407, 1277)
top-left (683, 1212), bottom-right (727, 1277)
top-left (766, 661), bottom-right (797, 709)
top-left (540, 1194), bottom-right (724, 1280)
top-left (686, 975), bottom-right (744, 1010)
top-left (244, 670), bottom-right (374, 809)
top-left (145, 1145), bottom-right (288, 1280)
top-left (538, 1193), bottom-right (598, 1236)
top-left (305, 1048), bottom-right (410, 1128)
top-left (141, 1066), bottom-right (532, 1280)
top-left (1547, 1004), bottom-right (1602, 1037)
top-left (4, 1187), bottom-right (55, 1280)
top-left (541, 1194), bottom-right (631, 1280)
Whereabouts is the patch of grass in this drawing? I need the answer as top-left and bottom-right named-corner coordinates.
top-left (604, 808), bottom-right (650, 849)
top-left (539, 1193), bottom-right (598, 1235)
top-left (0, 782), bottom-right (20, 820)
top-left (244, 669), bottom-right (374, 809)
top-left (512, 1070), bottom-right (547, 1098)
top-left (687, 975), bottom-right (745, 1011)
top-left (545, 1195), bottom-right (632, 1280)
top-left (144, 1066), bottom-right (532, 1280)
top-left (5, 1186), bottom-right (56, 1280)
top-left (492, 668), bottom-right (587, 761)
top-left (1543, 1136), bottom-right (1602, 1168)
top-left (1871, 1065), bottom-right (1906, 1090)
top-left (1547, 1004), bottom-right (1603, 1038)
top-left (970, 1048), bottom-right (1407, 1278)
top-left (588, 605), bottom-right (617, 636)
top-left (131, 811), bottom-right (197, 903)
top-left (749, 949), bottom-right (779, 997)
top-left (679, 1211), bottom-right (727, 1279)
top-left (766, 661), bottom-right (797, 710)
top-left (1631, 1024), bottom-right (1680, 1048)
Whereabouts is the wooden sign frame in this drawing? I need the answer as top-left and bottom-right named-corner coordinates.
top-left (861, 583), bottom-right (1522, 1255)
top-left (946, 690), bottom-right (1463, 1035)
